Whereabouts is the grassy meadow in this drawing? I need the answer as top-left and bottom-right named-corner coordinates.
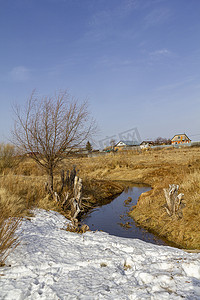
top-left (0, 145), bottom-right (200, 251)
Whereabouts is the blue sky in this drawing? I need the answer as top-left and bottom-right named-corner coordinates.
top-left (0, 0), bottom-right (200, 145)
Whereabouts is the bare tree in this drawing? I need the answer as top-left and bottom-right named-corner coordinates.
top-left (154, 137), bottom-right (171, 145)
top-left (12, 90), bottom-right (96, 192)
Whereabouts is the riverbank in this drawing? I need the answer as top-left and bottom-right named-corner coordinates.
top-left (81, 184), bottom-right (169, 246)
top-left (69, 147), bottom-right (200, 250)
top-left (0, 173), bottom-right (124, 220)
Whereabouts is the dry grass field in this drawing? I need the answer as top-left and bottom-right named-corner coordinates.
top-left (0, 146), bottom-right (200, 250)
top-left (69, 146), bottom-right (200, 249)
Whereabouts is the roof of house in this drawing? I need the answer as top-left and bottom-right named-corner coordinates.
top-left (115, 140), bottom-right (139, 146)
top-left (171, 133), bottom-right (191, 141)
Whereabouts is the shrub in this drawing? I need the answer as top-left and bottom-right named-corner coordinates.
top-left (0, 214), bottom-right (21, 266)
top-left (0, 143), bottom-right (17, 174)
top-left (0, 190), bottom-right (22, 266)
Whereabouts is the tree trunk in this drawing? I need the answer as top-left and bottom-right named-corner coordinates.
top-left (47, 167), bottom-right (54, 194)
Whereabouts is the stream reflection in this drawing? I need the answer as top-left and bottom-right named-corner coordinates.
top-left (81, 184), bottom-right (168, 246)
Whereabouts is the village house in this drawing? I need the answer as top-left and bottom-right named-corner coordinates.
top-left (140, 141), bottom-right (154, 149)
top-left (171, 134), bottom-right (191, 145)
top-left (114, 140), bottom-right (139, 151)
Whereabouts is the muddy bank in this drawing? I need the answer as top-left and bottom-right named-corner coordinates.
top-left (82, 178), bottom-right (124, 205)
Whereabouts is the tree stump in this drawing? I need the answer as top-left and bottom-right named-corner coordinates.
top-left (163, 184), bottom-right (184, 217)
top-left (69, 176), bottom-right (82, 221)
top-left (46, 168), bottom-right (83, 226)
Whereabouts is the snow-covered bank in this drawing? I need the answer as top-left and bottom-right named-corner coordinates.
top-left (0, 209), bottom-right (200, 299)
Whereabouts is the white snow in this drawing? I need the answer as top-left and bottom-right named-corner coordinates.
top-left (1, 209), bottom-right (200, 299)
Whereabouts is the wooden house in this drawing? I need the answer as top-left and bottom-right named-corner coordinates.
top-left (171, 134), bottom-right (191, 145)
top-left (114, 140), bottom-right (139, 151)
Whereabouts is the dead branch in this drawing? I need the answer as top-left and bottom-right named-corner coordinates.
top-left (61, 192), bottom-right (69, 208)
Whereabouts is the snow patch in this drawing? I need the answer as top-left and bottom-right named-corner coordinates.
top-left (0, 209), bottom-right (200, 299)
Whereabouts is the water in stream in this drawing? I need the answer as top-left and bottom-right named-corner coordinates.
top-left (81, 184), bottom-right (168, 246)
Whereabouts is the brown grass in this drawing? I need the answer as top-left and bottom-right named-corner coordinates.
top-left (66, 147), bottom-right (200, 249)
top-left (0, 158), bottom-right (124, 219)
top-left (0, 144), bottom-right (15, 172)
top-left (0, 189), bottom-right (22, 266)
top-left (0, 146), bottom-right (200, 249)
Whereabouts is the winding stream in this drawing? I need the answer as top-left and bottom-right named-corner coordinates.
top-left (81, 184), bottom-right (168, 246)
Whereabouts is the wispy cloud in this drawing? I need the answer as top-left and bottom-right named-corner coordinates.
top-left (95, 56), bottom-right (135, 69)
top-left (147, 48), bottom-right (175, 64)
top-left (155, 77), bottom-right (195, 92)
top-left (10, 66), bottom-right (30, 82)
top-left (89, 0), bottom-right (140, 26)
top-left (116, 0), bottom-right (142, 17)
top-left (86, 0), bottom-right (142, 42)
top-left (150, 49), bottom-right (171, 57)
top-left (144, 7), bottom-right (172, 28)
top-left (89, 10), bottom-right (111, 28)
